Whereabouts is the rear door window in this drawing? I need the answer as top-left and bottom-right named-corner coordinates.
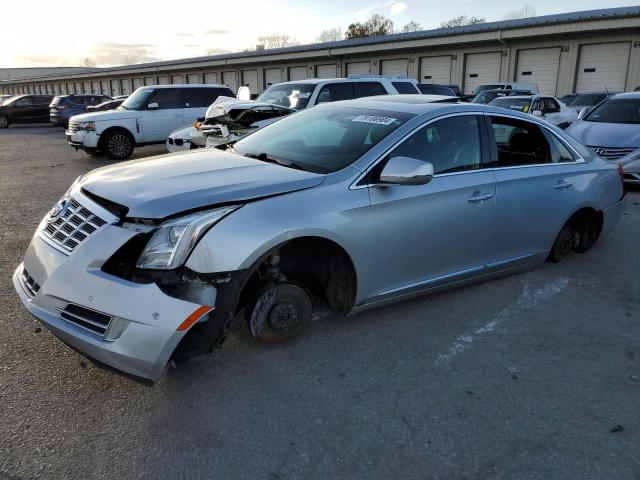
top-left (13, 97), bottom-right (33, 107)
top-left (315, 83), bottom-right (355, 104)
top-left (355, 82), bottom-right (385, 98)
top-left (183, 88), bottom-right (234, 108)
top-left (489, 116), bottom-right (552, 166)
top-left (392, 82), bottom-right (420, 94)
top-left (146, 88), bottom-right (182, 109)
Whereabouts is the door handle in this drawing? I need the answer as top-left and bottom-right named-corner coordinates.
top-left (467, 193), bottom-right (493, 203)
top-left (554, 181), bottom-right (573, 190)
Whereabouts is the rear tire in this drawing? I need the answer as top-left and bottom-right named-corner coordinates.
top-left (101, 130), bottom-right (134, 160)
top-left (549, 225), bottom-right (577, 263)
top-left (0, 115), bottom-right (9, 129)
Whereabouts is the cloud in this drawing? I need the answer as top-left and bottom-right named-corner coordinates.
top-left (389, 2), bottom-right (408, 15)
top-left (204, 29), bottom-right (231, 35)
top-left (87, 42), bottom-right (160, 66)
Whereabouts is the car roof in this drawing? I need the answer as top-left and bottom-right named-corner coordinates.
top-left (609, 92), bottom-right (640, 99)
top-left (141, 84), bottom-right (231, 89)
top-left (325, 96), bottom-right (520, 115)
top-left (272, 77), bottom-right (415, 86)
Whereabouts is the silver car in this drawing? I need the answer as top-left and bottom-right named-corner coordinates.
top-left (567, 92), bottom-right (640, 184)
top-left (13, 97), bottom-right (626, 382)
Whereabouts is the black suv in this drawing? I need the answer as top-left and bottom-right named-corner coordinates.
top-left (417, 84), bottom-right (462, 97)
top-left (0, 95), bottom-right (54, 128)
top-left (50, 94), bottom-right (112, 127)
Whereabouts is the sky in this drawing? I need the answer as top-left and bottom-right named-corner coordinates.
top-left (1, 0), bottom-right (639, 68)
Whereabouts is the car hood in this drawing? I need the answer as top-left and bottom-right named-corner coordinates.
top-left (567, 121), bottom-right (640, 148)
top-left (71, 110), bottom-right (135, 123)
top-left (79, 149), bottom-right (325, 219)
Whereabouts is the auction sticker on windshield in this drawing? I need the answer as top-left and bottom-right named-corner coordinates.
top-left (352, 115), bottom-right (398, 126)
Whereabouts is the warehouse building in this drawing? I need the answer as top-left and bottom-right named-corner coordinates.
top-left (2, 6), bottom-right (640, 98)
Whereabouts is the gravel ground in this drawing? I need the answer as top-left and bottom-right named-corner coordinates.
top-left (1, 125), bottom-right (639, 480)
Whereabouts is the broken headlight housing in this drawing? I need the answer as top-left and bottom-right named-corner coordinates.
top-left (136, 206), bottom-right (239, 270)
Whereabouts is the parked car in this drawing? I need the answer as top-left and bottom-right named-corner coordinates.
top-left (474, 83), bottom-right (539, 95)
top-left (13, 98), bottom-right (625, 382)
top-left (471, 89), bottom-right (533, 105)
top-left (488, 95), bottom-right (578, 129)
top-left (561, 92), bottom-right (618, 114)
top-left (86, 99), bottom-right (125, 113)
top-left (65, 84), bottom-right (235, 159)
top-left (166, 76), bottom-right (426, 153)
top-left (0, 94), bottom-right (53, 128)
top-left (50, 94), bottom-right (112, 127)
top-left (567, 92), bottom-right (640, 184)
top-left (417, 84), bottom-right (461, 96)
top-left (167, 98), bottom-right (296, 152)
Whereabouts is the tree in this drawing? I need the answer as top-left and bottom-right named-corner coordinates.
top-left (401, 21), bottom-right (422, 33)
top-left (503, 5), bottom-right (536, 20)
top-left (257, 34), bottom-right (300, 49)
top-left (82, 57), bottom-right (96, 68)
top-left (345, 14), bottom-right (394, 39)
top-left (439, 15), bottom-right (486, 28)
top-left (316, 27), bottom-right (343, 43)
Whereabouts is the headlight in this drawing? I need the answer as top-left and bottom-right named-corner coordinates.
top-left (77, 121), bottom-right (96, 131)
top-left (136, 206), bottom-right (239, 269)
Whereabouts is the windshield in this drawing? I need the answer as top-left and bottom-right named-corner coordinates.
top-left (569, 94), bottom-right (606, 107)
top-left (256, 83), bottom-right (316, 109)
top-left (119, 88), bottom-right (154, 110)
top-left (489, 97), bottom-right (533, 112)
top-left (474, 84), bottom-right (504, 94)
top-left (584, 98), bottom-right (640, 124)
top-left (233, 106), bottom-right (414, 173)
top-left (472, 91), bottom-right (505, 104)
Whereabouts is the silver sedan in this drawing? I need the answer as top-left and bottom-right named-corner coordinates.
top-left (14, 97), bottom-right (626, 382)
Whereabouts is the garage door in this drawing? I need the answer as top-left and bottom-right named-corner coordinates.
top-left (187, 74), bottom-right (200, 84)
top-left (121, 80), bottom-right (131, 95)
top-left (464, 52), bottom-right (502, 94)
top-left (91, 81), bottom-right (99, 93)
top-left (316, 64), bottom-right (337, 79)
top-left (100, 80), bottom-right (109, 94)
top-left (204, 72), bottom-right (217, 84)
top-left (132, 78), bottom-right (143, 90)
top-left (241, 69), bottom-right (259, 94)
top-left (157, 76), bottom-right (169, 85)
top-left (288, 66), bottom-right (307, 81)
top-left (381, 59), bottom-right (408, 77)
top-left (82, 81), bottom-right (91, 94)
top-left (419, 56), bottom-right (452, 84)
top-left (222, 71), bottom-right (238, 93)
top-left (144, 77), bottom-right (156, 86)
top-left (346, 61), bottom-right (370, 76)
top-left (171, 75), bottom-right (185, 85)
top-left (264, 68), bottom-right (282, 88)
top-left (575, 42), bottom-right (631, 93)
top-left (516, 48), bottom-right (561, 95)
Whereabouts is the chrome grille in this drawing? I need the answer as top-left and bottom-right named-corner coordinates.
top-left (67, 121), bottom-right (79, 133)
top-left (58, 304), bottom-right (112, 337)
top-left (21, 269), bottom-right (40, 298)
top-left (588, 146), bottom-right (637, 161)
top-left (42, 198), bottom-right (107, 252)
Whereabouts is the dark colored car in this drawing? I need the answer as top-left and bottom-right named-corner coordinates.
top-left (49, 94), bottom-right (111, 126)
top-left (561, 92), bottom-right (618, 113)
top-left (417, 84), bottom-right (461, 96)
top-left (471, 89), bottom-right (533, 105)
top-left (86, 99), bottom-right (125, 112)
top-left (0, 94), bottom-right (53, 128)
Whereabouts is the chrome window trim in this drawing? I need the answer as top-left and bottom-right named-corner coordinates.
top-left (350, 111), bottom-right (585, 190)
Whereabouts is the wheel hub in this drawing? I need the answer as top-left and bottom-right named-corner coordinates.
top-left (268, 302), bottom-right (299, 331)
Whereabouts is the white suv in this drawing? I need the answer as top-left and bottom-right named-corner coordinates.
top-left (66, 84), bottom-right (235, 160)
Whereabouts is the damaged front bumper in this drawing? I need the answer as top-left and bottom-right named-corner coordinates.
top-left (12, 192), bottom-right (218, 382)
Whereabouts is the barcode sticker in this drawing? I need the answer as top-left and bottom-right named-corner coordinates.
top-left (352, 115), bottom-right (397, 125)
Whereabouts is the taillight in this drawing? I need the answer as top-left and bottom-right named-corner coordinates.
top-left (616, 164), bottom-right (626, 200)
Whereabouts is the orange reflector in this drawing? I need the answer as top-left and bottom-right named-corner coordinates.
top-left (177, 305), bottom-right (213, 331)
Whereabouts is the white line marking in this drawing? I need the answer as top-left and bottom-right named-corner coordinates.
top-left (434, 276), bottom-right (570, 366)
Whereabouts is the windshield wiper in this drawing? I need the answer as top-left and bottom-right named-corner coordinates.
top-left (243, 152), bottom-right (305, 171)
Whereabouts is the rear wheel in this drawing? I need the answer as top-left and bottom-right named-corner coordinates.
top-left (549, 225), bottom-right (578, 262)
top-left (0, 115), bottom-right (9, 129)
top-left (248, 283), bottom-right (312, 342)
top-left (101, 130), bottom-right (134, 160)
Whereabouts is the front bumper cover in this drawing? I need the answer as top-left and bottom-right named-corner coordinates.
top-left (12, 192), bottom-right (216, 381)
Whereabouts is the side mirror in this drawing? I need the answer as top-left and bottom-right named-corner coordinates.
top-left (531, 110), bottom-right (543, 117)
top-left (147, 102), bottom-right (159, 110)
top-left (379, 156), bottom-right (434, 185)
top-left (577, 107), bottom-right (591, 120)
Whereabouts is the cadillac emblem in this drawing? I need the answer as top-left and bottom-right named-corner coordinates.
top-left (48, 196), bottom-right (70, 222)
